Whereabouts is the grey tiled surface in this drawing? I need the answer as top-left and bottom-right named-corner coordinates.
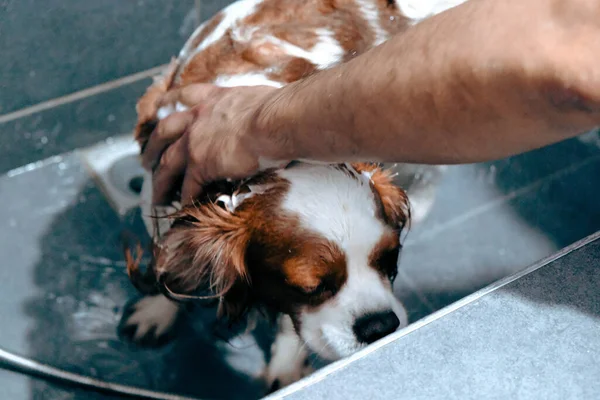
top-left (0, 0), bottom-right (198, 114)
top-left (0, 79), bottom-right (151, 175)
top-left (0, 154), bottom-right (272, 400)
top-left (282, 234), bottom-right (600, 400)
top-left (394, 135), bottom-right (600, 320)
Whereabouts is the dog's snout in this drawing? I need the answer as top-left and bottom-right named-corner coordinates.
top-left (353, 310), bottom-right (400, 344)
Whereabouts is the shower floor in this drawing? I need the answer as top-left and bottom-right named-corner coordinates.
top-left (0, 129), bottom-right (598, 399)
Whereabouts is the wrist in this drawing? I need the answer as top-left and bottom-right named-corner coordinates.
top-left (250, 86), bottom-right (303, 163)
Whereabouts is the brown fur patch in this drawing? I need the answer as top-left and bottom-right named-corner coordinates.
top-left (270, 57), bottom-right (317, 83)
top-left (377, 0), bottom-right (411, 37)
top-left (155, 202), bottom-right (251, 318)
top-left (368, 230), bottom-right (400, 280)
top-left (148, 168), bottom-right (356, 319)
top-left (188, 12), bottom-right (225, 51)
top-left (179, 32), bottom-right (260, 84)
top-left (352, 163), bottom-right (410, 229)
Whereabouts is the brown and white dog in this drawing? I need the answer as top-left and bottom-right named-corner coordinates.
top-left (120, 0), bottom-right (464, 392)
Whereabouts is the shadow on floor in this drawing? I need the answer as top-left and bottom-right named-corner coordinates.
top-left (22, 181), bottom-right (272, 400)
top-left (399, 135), bottom-right (600, 322)
top-left (503, 235), bottom-right (600, 322)
top-left (481, 136), bottom-right (600, 250)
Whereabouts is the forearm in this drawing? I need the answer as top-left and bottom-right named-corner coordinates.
top-left (255, 0), bottom-right (600, 164)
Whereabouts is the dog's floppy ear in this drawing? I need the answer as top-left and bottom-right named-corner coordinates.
top-left (352, 163), bottom-right (411, 229)
top-left (154, 202), bottom-right (251, 320)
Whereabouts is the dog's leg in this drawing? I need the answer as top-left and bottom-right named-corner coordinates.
top-left (264, 315), bottom-right (313, 393)
top-left (118, 295), bottom-right (181, 347)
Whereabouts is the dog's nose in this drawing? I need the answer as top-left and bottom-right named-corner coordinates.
top-left (353, 310), bottom-right (400, 344)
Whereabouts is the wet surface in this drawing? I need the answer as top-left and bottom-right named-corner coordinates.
top-left (0, 79), bottom-right (150, 175)
top-left (0, 154), bottom-right (274, 399)
top-left (0, 132), bottom-right (598, 399)
top-left (283, 234), bottom-right (600, 400)
top-left (2, 0), bottom-right (599, 394)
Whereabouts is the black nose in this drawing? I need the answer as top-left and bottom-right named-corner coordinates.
top-left (353, 311), bottom-right (400, 344)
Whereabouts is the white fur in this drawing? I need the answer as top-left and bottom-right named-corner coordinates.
top-left (123, 295), bottom-right (180, 340)
top-left (179, 19), bottom-right (209, 60)
top-left (184, 0), bottom-right (264, 63)
top-left (356, 0), bottom-right (389, 46)
top-left (260, 28), bottom-right (345, 70)
top-left (156, 102), bottom-right (188, 120)
top-left (156, 104), bottom-right (174, 120)
top-left (216, 182), bottom-right (277, 212)
top-left (230, 25), bottom-right (261, 44)
top-left (213, 73), bottom-right (284, 88)
top-left (264, 316), bottom-right (313, 389)
top-left (278, 164), bottom-right (408, 360)
top-left (396, 0), bottom-right (467, 22)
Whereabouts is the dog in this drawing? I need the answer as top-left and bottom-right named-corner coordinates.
top-left (119, 0), bottom-right (462, 392)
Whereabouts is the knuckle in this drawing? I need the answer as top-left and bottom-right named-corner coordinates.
top-left (156, 118), bottom-right (171, 138)
top-left (158, 151), bottom-right (171, 170)
top-left (158, 145), bottom-right (179, 170)
top-left (187, 143), bottom-right (204, 165)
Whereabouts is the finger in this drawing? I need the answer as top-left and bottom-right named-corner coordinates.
top-left (157, 84), bottom-right (224, 108)
top-left (180, 169), bottom-right (205, 206)
top-left (152, 138), bottom-right (188, 205)
top-left (142, 111), bottom-right (195, 170)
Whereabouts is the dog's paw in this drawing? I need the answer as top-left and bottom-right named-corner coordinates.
top-left (118, 295), bottom-right (181, 348)
top-left (265, 357), bottom-right (314, 394)
top-left (264, 316), bottom-right (313, 394)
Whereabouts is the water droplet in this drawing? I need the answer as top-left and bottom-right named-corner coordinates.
top-left (107, 114), bottom-right (116, 122)
top-left (40, 136), bottom-right (48, 144)
top-left (488, 165), bottom-right (497, 183)
top-left (390, 16), bottom-right (396, 21)
top-left (58, 162), bottom-right (67, 170)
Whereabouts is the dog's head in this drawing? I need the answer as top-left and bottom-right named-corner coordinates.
top-left (143, 162), bottom-right (409, 360)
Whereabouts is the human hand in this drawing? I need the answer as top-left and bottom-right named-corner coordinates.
top-left (143, 84), bottom-right (290, 205)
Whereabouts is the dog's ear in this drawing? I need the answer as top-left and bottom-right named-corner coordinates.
top-left (154, 202), bottom-right (251, 320)
top-left (352, 163), bottom-right (411, 230)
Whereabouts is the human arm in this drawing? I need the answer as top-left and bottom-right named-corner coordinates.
top-left (146, 0), bottom-right (600, 204)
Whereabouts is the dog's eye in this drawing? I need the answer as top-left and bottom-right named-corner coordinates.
top-left (301, 282), bottom-right (328, 296)
top-left (376, 246), bottom-right (401, 283)
top-left (387, 267), bottom-right (398, 283)
top-left (298, 275), bottom-right (339, 297)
